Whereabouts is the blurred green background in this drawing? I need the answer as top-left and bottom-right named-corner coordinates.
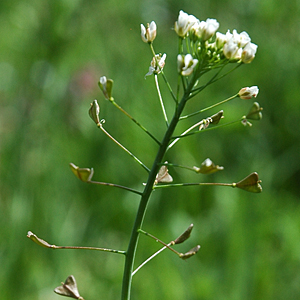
top-left (1, 0), bottom-right (300, 299)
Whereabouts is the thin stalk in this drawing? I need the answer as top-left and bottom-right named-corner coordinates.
top-left (89, 181), bottom-right (142, 195)
top-left (154, 182), bottom-right (234, 189)
top-left (27, 232), bottom-right (126, 254)
top-left (50, 245), bottom-right (126, 254)
top-left (154, 74), bottom-right (169, 127)
top-left (121, 73), bottom-right (198, 300)
top-left (98, 121), bottom-right (150, 172)
top-left (109, 98), bottom-right (161, 145)
top-left (132, 244), bottom-right (169, 276)
top-left (138, 229), bottom-right (178, 255)
top-left (180, 94), bottom-right (239, 120)
top-left (171, 119), bottom-right (242, 140)
top-left (168, 118), bottom-right (205, 150)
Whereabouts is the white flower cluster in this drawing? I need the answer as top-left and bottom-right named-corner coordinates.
top-left (174, 10), bottom-right (257, 64)
top-left (217, 30), bottom-right (257, 63)
top-left (140, 10), bottom-right (258, 78)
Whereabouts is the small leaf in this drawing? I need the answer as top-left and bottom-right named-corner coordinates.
top-left (54, 275), bottom-right (83, 299)
top-left (235, 172), bottom-right (262, 193)
top-left (180, 245), bottom-right (201, 260)
top-left (155, 163), bottom-right (173, 184)
top-left (174, 224), bottom-right (194, 244)
top-left (246, 102), bottom-right (263, 120)
top-left (69, 163), bottom-right (94, 182)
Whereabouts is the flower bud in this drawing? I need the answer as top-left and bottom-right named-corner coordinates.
top-left (238, 86), bottom-right (259, 99)
top-left (140, 21), bottom-right (157, 43)
top-left (98, 76), bottom-right (113, 100)
top-left (88, 99), bottom-right (100, 125)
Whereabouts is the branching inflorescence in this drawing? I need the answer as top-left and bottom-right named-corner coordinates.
top-left (27, 9), bottom-right (262, 300)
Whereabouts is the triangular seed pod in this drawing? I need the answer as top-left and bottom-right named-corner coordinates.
top-left (69, 163), bottom-right (94, 182)
top-left (174, 224), bottom-right (194, 244)
top-left (246, 102), bottom-right (263, 120)
top-left (180, 245), bottom-right (201, 260)
top-left (235, 172), bottom-right (262, 193)
top-left (155, 163), bottom-right (173, 184)
top-left (54, 275), bottom-right (82, 299)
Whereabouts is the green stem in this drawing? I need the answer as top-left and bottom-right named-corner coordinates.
top-left (121, 73), bottom-right (198, 300)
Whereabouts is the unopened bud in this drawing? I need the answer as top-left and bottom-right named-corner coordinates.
top-left (98, 76), bottom-right (113, 100)
top-left (88, 100), bottom-right (100, 125)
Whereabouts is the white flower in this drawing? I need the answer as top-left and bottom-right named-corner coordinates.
top-left (238, 86), bottom-right (259, 99)
top-left (174, 10), bottom-right (198, 38)
top-left (145, 53), bottom-right (167, 77)
top-left (215, 32), bottom-right (227, 48)
top-left (201, 18), bottom-right (219, 41)
top-left (140, 21), bottom-right (157, 43)
top-left (242, 42), bottom-right (258, 63)
top-left (177, 54), bottom-right (198, 76)
top-left (223, 38), bottom-right (241, 60)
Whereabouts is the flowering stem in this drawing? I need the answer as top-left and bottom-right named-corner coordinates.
top-left (154, 74), bottom-right (169, 127)
top-left (121, 72), bottom-right (199, 300)
top-left (109, 98), bottom-right (161, 145)
top-left (98, 121), bottom-right (150, 172)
